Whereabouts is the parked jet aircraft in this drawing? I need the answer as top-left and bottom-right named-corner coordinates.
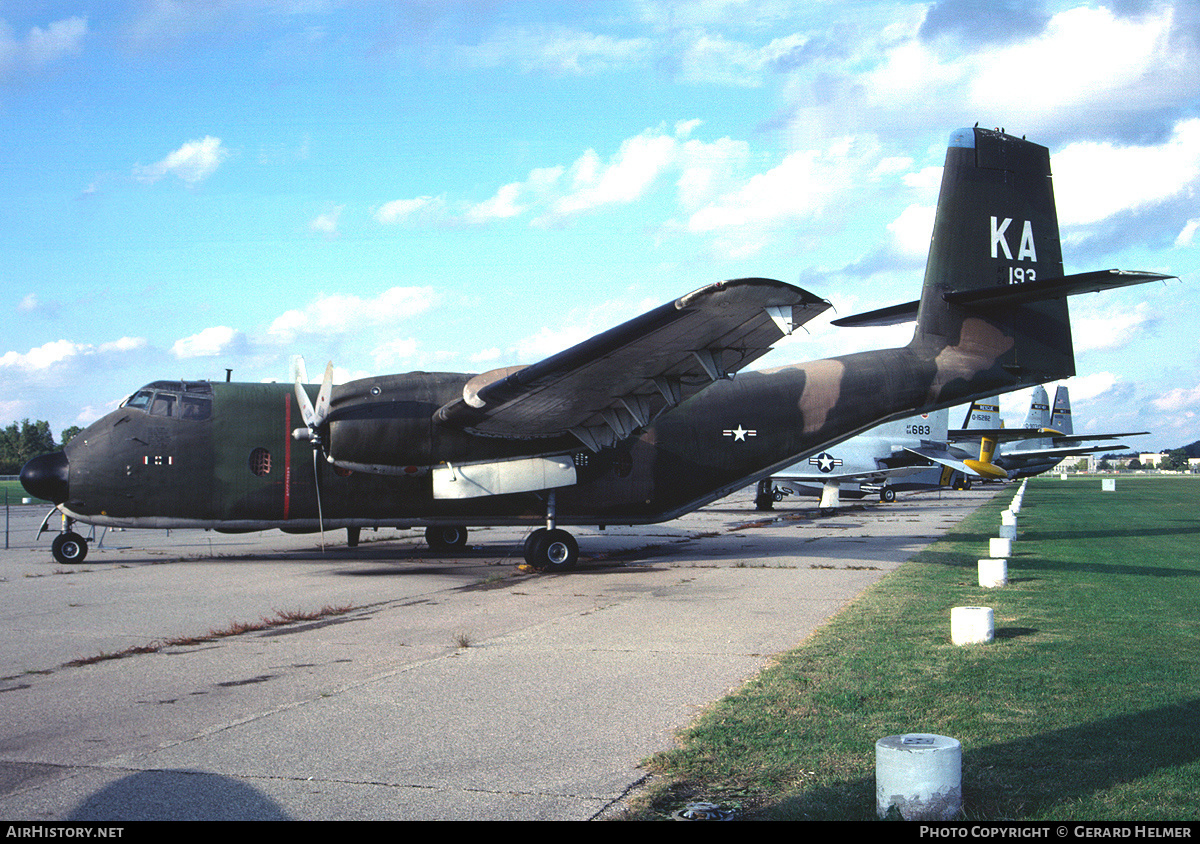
top-left (951, 385), bottom-right (1146, 479)
top-left (21, 127), bottom-right (1172, 569)
top-left (753, 407), bottom-right (987, 511)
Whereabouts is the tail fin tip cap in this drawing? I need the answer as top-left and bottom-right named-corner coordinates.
top-left (949, 127), bottom-right (976, 149)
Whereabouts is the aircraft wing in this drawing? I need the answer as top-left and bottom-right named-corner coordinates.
top-left (774, 463), bottom-right (932, 485)
top-left (1003, 443), bottom-right (1131, 462)
top-left (435, 278), bottom-right (829, 449)
top-left (904, 445), bottom-right (992, 478)
top-left (1048, 431), bottom-right (1148, 445)
top-left (947, 427), bottom-right (1064, 443)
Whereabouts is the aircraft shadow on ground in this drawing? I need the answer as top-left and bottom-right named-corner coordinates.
top-left (86, 522), bottom-right (944, 571)
top-left (66, 769), bottom-right (290, 821)
top-left (767, 698), bottom-right (1200, 820)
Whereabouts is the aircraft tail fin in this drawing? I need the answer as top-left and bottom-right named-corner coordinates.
top-left (912, 127), bottom-right (1074, 387)
top-left (963, 396), bottom-right (1001, 429)
top-left (1051, 385), bottom-right (1073, 435)
top-left (831, 128), bottom-right (1173, 403)
top-left (1023, 385), bottom-right (1051, 430)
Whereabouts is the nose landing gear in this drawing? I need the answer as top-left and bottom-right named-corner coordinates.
top-left (37, 511), bottom-right (89, 564)
top-left (51, 531), bottom-right (88, 564)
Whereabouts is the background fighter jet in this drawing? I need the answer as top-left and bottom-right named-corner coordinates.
top-left (951, 385), bottom-right (1147, 479)
top-left (21, 127), bottom-right (1172, 569)
top-left (754, 407), bottom-right (984, 511)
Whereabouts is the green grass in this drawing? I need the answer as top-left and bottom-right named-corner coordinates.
top-left (0, 479), bottom-right (44, 504)
top-left (628, 475), bottom-right (1200, 821)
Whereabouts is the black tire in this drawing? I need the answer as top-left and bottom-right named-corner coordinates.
top-left (425, 525), bottom-right (468, 550)
top-left (880, 487), bottom-right (896, 502)
top-left (346, 527), bottom-right (361, 548)
top-left (52, 532), bottom-right (88, 564)
top-left (523, 528), bottom-right (578, 571)
top-left (754, 479), bottom-right (774, 511)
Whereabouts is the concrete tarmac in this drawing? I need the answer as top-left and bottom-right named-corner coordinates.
top-left (0, 485), bottom-right (1000, 821)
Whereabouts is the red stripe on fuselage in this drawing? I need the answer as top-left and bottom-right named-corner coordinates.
top-left (284, 395), bottom-right (292, 520)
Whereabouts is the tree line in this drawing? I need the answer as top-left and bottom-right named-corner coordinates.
top-left (1095, 441), bottom-right (1200, 472)
top-left (0, 420), bottom-right (81, 475)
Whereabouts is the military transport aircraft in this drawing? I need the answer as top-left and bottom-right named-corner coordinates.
top-left (951, 385), bottom-right (1145, 479)
top-left (21, 127), bottom-right (1173, 570)
top-left (752, 407), bottom-right (988, 511)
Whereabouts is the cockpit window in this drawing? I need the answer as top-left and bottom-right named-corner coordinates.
top-left (121, 381), bottom-right (212, 421)
top-left (150, 393), bottom-right (176, 417)
top-left (179, 395), bottom-right (212, 420)
top-left (125, 390), bottom-right (153, 411)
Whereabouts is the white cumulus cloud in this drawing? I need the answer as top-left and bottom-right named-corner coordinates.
top-left (171, 326), bottom-right (242, 358)
top-left (374, 196), bottom-right (445, 225)
top-left (134, 136), bottom-right (229, 185)
top-left (1054, 119), bottom-right (1200, 227)
top-left (1072, 301), bottom-right (1155, 353)
top-left (1152, 384), bottom-right (1200, 413)
top-left (267, 287), bottom-right (439, 344)
top-left (309, 206), bottom-right (344, 238)
top-left (0, 336), bottom-right (146, 370)
top-left (0, 16), bottom-right (86, 78)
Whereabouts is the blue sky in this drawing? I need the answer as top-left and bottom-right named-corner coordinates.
top-left (3, 0), bottom-right (1199, 452)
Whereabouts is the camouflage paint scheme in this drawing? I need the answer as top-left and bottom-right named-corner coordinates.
top-left (22, 128), bottom-right (1171, 567)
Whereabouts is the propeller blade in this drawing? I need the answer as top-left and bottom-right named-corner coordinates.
top-left (294, 376), bottom-right (317, 428)
top-left (312, 361), bottom-right (334, 428)
top-left (288, 355), bottom-right (309, 387)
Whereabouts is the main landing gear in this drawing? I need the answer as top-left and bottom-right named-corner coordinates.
top-left (521, 490), bottom-right (580, 571)
top-left (425, 525), bottom-right (468, 550)
top-left (522, 528), bottom-right (579, 571)
top-left (754, 478), bottom-right (783, 511)
top-left (419, 493), bottom-right (581, 571)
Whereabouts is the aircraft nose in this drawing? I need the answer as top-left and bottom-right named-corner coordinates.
top-left (20, 451), bottom-right (70, 504)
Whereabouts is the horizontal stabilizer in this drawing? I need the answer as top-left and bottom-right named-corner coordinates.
top-left (830, 300), bottom-right (919, 328)
top-left (832, 270), bottom-right (1174, 328)
top-left (944, 269), bottom-right (1175, 308)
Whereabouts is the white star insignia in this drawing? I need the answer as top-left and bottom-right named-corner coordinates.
top-left (722, 425), bottom-right (757, 442)
top-left (810, 452), bottom-right (842, 473)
